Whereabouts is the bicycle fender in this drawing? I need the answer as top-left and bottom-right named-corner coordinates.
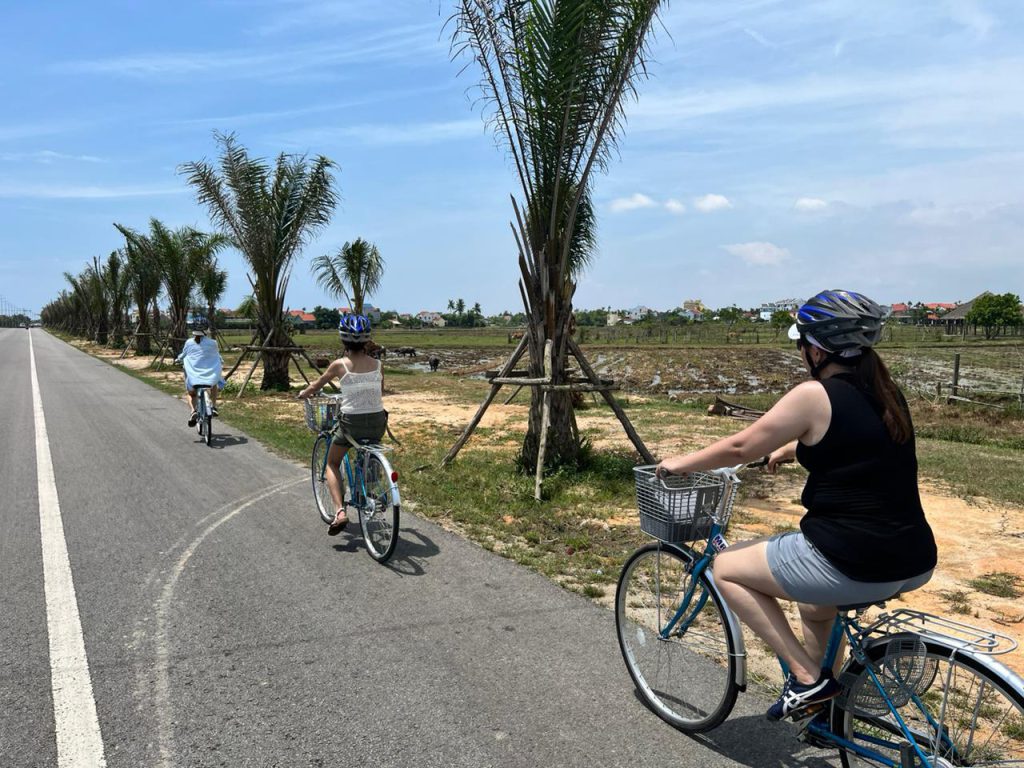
top-left (704, 570), bottom-right (747, 691)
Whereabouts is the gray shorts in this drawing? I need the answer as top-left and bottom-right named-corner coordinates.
top-left (766, 532), bottom-right (933, 606)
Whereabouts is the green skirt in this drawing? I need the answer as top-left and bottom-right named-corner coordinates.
top-left (330, 410), bottom-right (387, 447)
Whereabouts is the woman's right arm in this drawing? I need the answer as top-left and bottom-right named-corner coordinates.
top-left (767, 440), bottom-right (798, 472)
top-left (299, 360), bottom-right (343, 399)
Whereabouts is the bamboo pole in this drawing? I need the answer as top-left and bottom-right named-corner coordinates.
top-left (503, 385), bottom-right (524, 405)
top-left (569, 338), bottom-right (655, 463)
top-left (236, 330), bottom-right (273, 399)
top-left (441, 335), bottom-right (529, 466)
top-left (534, 340), bottom-right (553, 501)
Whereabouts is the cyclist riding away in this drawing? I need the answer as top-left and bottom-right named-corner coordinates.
top-left (656, 289), bottom-right (937, 721)
top-left (298, 314), bottom-right (387, 536)
top-left (175, 323), bottom-right (226, 426)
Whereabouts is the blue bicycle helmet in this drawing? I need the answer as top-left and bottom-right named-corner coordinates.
top-left (787, 289), bottom-right (884, 354)
top-left (338, 313), bottom-right (372, 343)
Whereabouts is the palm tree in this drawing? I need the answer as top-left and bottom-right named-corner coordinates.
top-left (452, 0), bottom-right (665, 468)
top-left (103, 250), bottom-right (132, 347)
top-left (115, 223), bottom-right (163, 355)
top-left (181, 132), bottom-right (338, 390)
top-left (310, 237), bottom-right (384, 316)
top-left (197, 255), bottom-right (229, 335)
top-left (149, 218), bottom-right (230, 355)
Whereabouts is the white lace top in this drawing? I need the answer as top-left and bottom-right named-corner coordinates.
top-left (337, 359), bottom-right (383, 415)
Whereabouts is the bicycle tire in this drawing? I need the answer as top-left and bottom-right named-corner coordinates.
top-left (204, 413), bottom-right (213, 446)
top-left (311, 434), bottom-right (336, 525)
top-left (832, 638), bottom-right (1024, 767)
top-left (195, 393), bottom-right (205, 437)
top-left (615, 543), bottom-right (739, 733)
top-left (359, 451), bottom-right (399, 563)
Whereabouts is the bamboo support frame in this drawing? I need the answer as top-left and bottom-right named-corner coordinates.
top-left (534, 340), bottom-right (553, 500)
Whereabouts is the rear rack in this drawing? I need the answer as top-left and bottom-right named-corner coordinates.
top-left (862, 608), bottom-right (1018, 656)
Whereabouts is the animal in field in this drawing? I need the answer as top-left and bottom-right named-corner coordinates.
top-left (508, 331), bottom-right (525, 343)
top-left (395, 346), bottom-right (417, 357)
top-left (428, 355), bottom-right (440, 372)
top-left (366, 341), bottom-right (387, 360)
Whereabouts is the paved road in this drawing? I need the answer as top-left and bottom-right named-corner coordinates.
top-left (1, 328), bottom-right (839, 767)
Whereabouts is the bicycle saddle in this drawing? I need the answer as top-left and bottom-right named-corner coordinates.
top-left (838, 593), bottom-right (902, 612)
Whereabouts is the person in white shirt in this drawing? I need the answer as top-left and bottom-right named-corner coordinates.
top-left (175, 324), bottom-right (226, 426)
top-left (298, 314), bottom-right (386, 535)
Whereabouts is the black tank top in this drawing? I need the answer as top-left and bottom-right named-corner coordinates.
top-left (796, 374), bottom-right (937, 582)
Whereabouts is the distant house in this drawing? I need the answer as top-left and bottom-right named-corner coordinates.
top-left (416, 311), bottom-right (446, 327)
top-left (757, 298), bottom-right (801, 322)
top-left (677, 308), bottom-right (701, 321)
top-left (287, 309), bottom-right (316, 329)
top-left (625, 305), bottom-right (654, 322)
top-left (362, 304), bottom-right (382, 323)
top-left (888, 303), bottom-right (913, 324)
top-left (682, 299), bottom-right (707, 315)
top-left (606, 312), bottom-right (624, 326)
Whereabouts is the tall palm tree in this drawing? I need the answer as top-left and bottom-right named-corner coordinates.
top-left (149, 218), bottom-right (230, 355)
top-left (310, 237), bottom-right (384, 316)
top-left (197, 255), bottom-right (229, 335)
top-left (181, 132), bottom-right (338, 390)
top-left (452, 0), bottom-right (664, 468)
top-left (103, 250), bottom-right (132, 347)
top-left (115, 223), bottom-right (163, 355)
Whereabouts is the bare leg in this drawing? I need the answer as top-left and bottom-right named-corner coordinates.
top-left (325, 442), bottom-right (347, 522)
top-left (209, 386), bottom-right (218, 408)
top-left (186, 389), bottom-right (197, 412)
top-left (714, 539), bottom-right (820, 684)
top-left (798, 603), bottom-right (839, 669)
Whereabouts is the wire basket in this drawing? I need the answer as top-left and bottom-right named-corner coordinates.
top-left (839, 635), bottom-right (936, 717)
top-left (303, 395), bottom-right (342, 434)
top-left (633, 466), bottom-right (734, 543)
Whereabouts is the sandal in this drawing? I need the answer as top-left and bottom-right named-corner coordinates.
top-left (327, 510), bottom-right (348, 536)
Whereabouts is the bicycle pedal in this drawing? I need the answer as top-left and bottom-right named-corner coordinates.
top-left (790, 702), bottom-right (827, 722)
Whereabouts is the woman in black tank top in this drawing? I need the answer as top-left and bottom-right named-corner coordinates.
top-left (656, 290), bottom-right (936, 721)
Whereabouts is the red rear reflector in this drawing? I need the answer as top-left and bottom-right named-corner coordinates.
top-left (391, 471), bottom-right (399, 482)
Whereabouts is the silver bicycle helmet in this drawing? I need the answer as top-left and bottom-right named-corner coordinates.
top-left (788, 289), bottom-right (884, 354)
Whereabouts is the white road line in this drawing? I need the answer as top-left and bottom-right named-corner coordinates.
top-left (29, 332), bottom-right (107, 767)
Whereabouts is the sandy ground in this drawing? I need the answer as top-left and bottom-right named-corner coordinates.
top-left (90, 340), bottom-right (1024, 677)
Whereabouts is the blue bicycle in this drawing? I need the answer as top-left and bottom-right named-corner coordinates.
top-left (303, 395), bottom-right (401, 563)
top-left (615, 465), bottom-right (1024, 766)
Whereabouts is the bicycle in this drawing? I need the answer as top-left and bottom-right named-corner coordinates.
top-left (303, 395), bottom-right (401, 563)
top-left (194, 384), bottom-right (214, 446)
top-left (615, 464), bottom-right (1024, 766)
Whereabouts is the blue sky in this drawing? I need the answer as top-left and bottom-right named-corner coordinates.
top-left (1, 0), bottom-right (1021, 317)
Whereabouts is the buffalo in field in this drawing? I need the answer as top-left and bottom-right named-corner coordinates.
top-left (428, 355), bottom-right (440, 372)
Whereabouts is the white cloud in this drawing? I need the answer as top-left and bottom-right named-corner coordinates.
top-left (610, 193), bottom-right (657, 212)
top-left (694, 193), bottom-right (732, 212)
top-left (664, 198), bottom-right (686, 214)
top-left (794, 197), bottom-right (829, 212)
top-left (947, 0), bottom-right (995, 39)
top-left (722, 241), bottom-right (790, 266)
top-left (743, 28), bottom-right (776, 50)
top-left (0, 183), bottom-right (183, 199)
top-left (0, 150), bottom-right (103, 164)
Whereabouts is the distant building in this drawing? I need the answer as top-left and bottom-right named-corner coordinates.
top-left (606, 312), bottom-right (624, 326)
top-left (287, 309), bottom-right (316, 329)
top-left (682, 299), bottom-right (707, 315)
top-left (625, 305), bottom-right (654, 322)
top-left (362, 304), bottom-right (382, 323)
top-left (416, 311), bottom-right (446, 327)
top-left (757, 298), bottom-right (801, 322)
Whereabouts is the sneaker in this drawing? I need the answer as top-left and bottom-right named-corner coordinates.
top-left (188, 410), bottom-right (198, 427)
top-left (767, 670), bottom-right (841, 721)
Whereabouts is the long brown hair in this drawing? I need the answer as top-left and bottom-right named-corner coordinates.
top-left (849, 348), bottom-right (913, 443)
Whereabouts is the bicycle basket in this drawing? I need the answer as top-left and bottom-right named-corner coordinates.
top-left (839, 635), bottom-right (935, 717)
top-left (303, 396), bottom-right (342, 434)
top-left (633, 466), bottom-right (731, 543)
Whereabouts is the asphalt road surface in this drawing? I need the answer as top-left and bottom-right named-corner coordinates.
top-left (1, 328), bottom-right (840, 767)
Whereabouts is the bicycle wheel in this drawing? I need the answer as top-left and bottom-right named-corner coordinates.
top-left (310, 434), bottom-right (336, 525)
top-left (204, 410), bottom-right (213, 446)
top-left (833, 638), bottom-right (1024, 767)
top-left (195, 395), bottom-right (205, 437)
top-left (359, 451), bottom-right (399, 563)
top-left (615, 543), bottom-right (739, 732)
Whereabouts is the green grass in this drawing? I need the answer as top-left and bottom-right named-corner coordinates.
top-left (968, 572), bottom-right (1021, 599)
